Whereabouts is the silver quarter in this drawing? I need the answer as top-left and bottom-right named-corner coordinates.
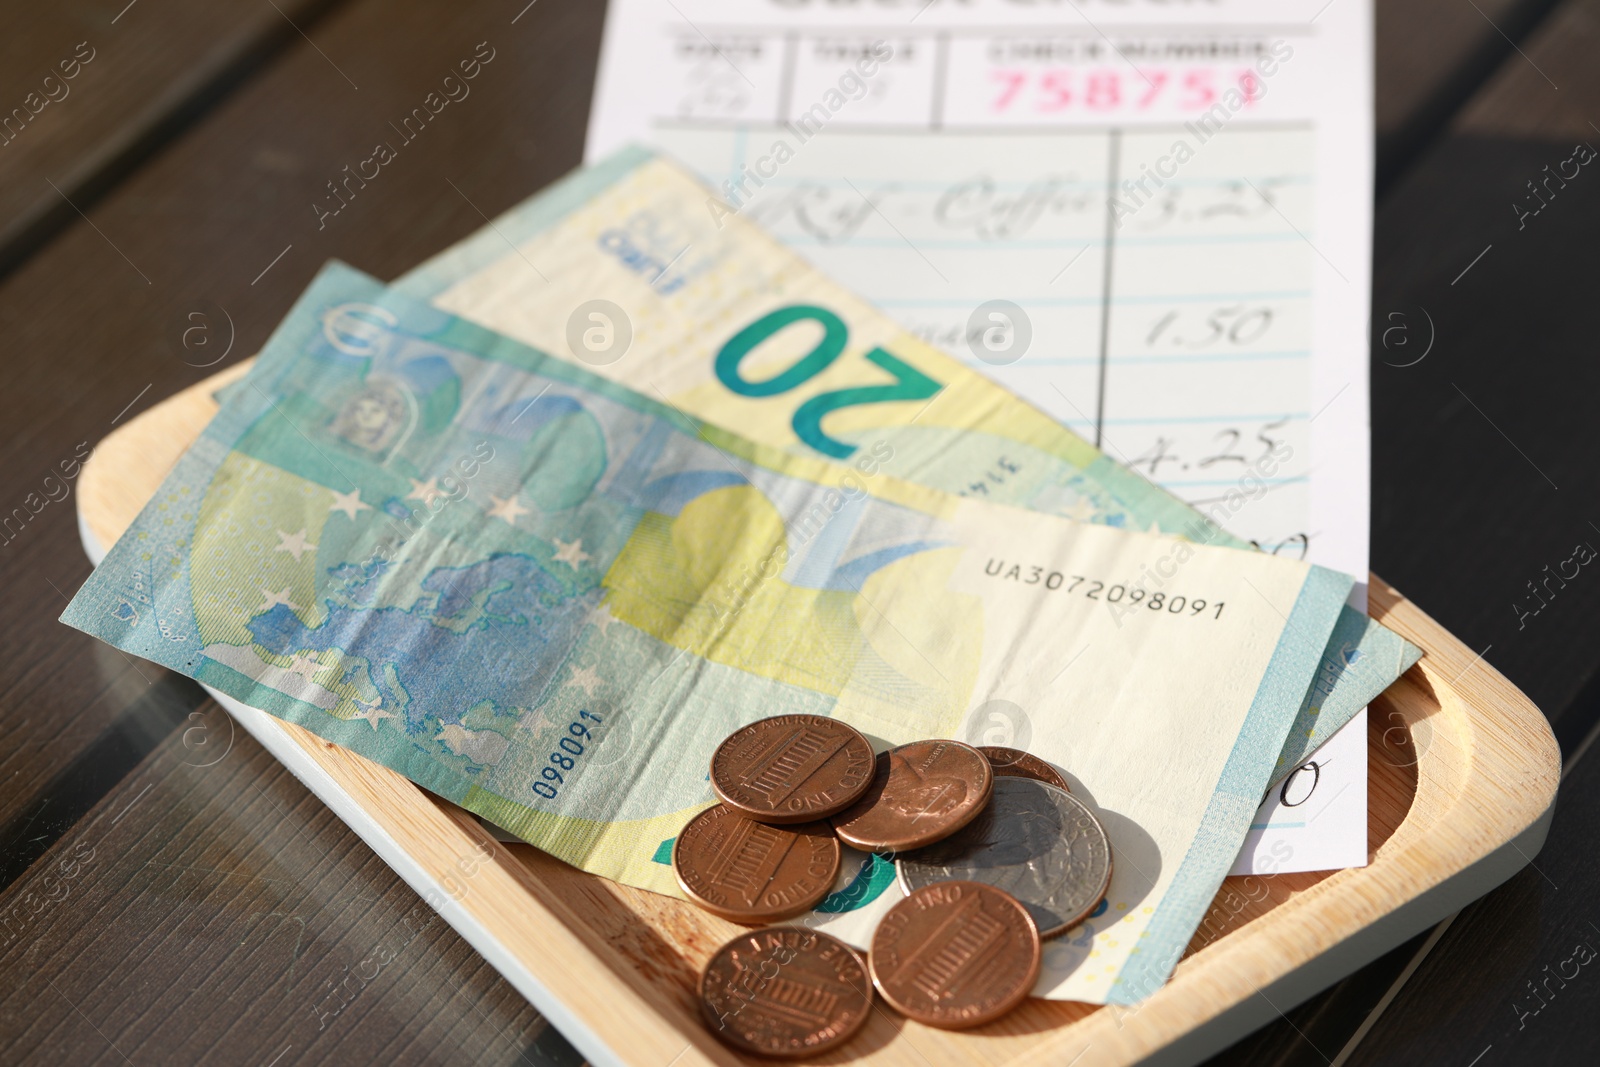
top-left (896, 776), bottom-right (1112, 939)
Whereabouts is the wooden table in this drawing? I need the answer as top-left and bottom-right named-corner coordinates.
top-left (0, 1), bottom-right (1594, 1063)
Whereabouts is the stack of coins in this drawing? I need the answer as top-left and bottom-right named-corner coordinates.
top-left (677, 715), bottom-right (1115, 1052)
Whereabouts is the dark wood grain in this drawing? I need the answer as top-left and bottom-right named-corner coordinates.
top-left (0, 0), bottom-right (344, 274)
top-left (1338, 741), bottom-right (1600, 1066)
top-left (3, 0), bottom-right (1597, 1062)
top-left (1376, 0), bottom-right (1521, 135)
top-left (0, 699), bottom-right (575, 1066)
top-left (1374, 0), bottom-right (1564, 183)
top-left (1, 0), bottom-right (606, 1052)
top-left (1453, 0), bottom-right (1600, 137)
top-left (0, 0), bottom-right (1546, 250)
top-left (1206, 1), bottom-right (1600, 1061)
top-left (0, 0), bottom-right (606, 832)
top-left (1196, 930), bottom-right (1437, 1067)
top-left (1342, 5), bottom-right (1600, 1056)
top-left (1368, 0), bottom-right (1600, 749)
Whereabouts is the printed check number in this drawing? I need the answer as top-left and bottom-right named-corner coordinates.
top-left (586, 0), bottom-right (1377, 874)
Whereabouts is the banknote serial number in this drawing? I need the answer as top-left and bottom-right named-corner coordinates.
top-left (530, 710), bottom-right (603, 800)
top-left (983, 560), bottom-right (1225, 619)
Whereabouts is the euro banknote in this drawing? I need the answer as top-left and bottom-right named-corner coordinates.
top-left (67, 263), bottom-right (1351, 1003)
top-left (394, 147), bottom-right (1420, 781)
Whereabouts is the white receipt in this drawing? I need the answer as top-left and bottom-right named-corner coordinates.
top-left (586, 0), bottom-right (1373, 875)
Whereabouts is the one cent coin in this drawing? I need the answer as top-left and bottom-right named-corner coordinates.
top-left (831, 740), bottom-right (994, 852)
top-left (897, 777), bottom-right (1112, 938)
top-left (700, 927), bottom-right (873, 1057)
top-left (869, 881), bottom-right (1040, 1029)
top-left (674, 804), bottom-right (841, 923)
top-left (977, 746), bottom-right (1071, 792)
top-left (711, 715), bottom-right (876, 824)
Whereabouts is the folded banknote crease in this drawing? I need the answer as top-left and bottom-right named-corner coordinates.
top-left (70, 263), bottom-right (1355, 1002)
top-left (392, 146), bottom-right (1421, 784)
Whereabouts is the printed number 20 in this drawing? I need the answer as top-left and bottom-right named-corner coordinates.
top-left (714, 305), bottom-right (942, 459)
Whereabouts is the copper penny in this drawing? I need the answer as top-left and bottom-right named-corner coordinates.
top-left (831, 740), bottom-right (994, 852)
top-left (897, 777), bottom-right (1112, 939)
top-left (700, 927), bottom-right (873, 1057)
top-left (869, 881), bottom-right (1040, 1029)
top-left (711, 714), bottom-right (876, 824)
top-left (977, 746), bottom-right (1071, 792)
top-left (674, 804), bottom-right (841, 923)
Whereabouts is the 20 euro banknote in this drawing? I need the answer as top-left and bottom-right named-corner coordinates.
top-left (67, 263), bottom-right (1351, 1003)
top-left (395, 147), bottom-right (1420, 781)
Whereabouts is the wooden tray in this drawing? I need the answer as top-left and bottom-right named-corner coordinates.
top-left (76, 362), bottom-right (1561, 1067)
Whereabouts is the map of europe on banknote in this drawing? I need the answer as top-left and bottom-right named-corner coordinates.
top-left (67, 264), bottom-right (1352, 1003)
top-left (394, 147), bottom-right (1420, 782)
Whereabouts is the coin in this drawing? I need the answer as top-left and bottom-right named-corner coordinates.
top-left (896, 777), bottom-right (1112, 938)
top-left (977, 746), bottom-right (1071, 791)
top-left (711, 714), bottom-right (876, 824)
top-left (674, 804), bottom-right (841, 923)
top-left (700, 927), bottom-right (873, 1057)
top-left (831, 740), bottom-right (994, 852)
top-left (869, 881), bottom-right (1040, 1029)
